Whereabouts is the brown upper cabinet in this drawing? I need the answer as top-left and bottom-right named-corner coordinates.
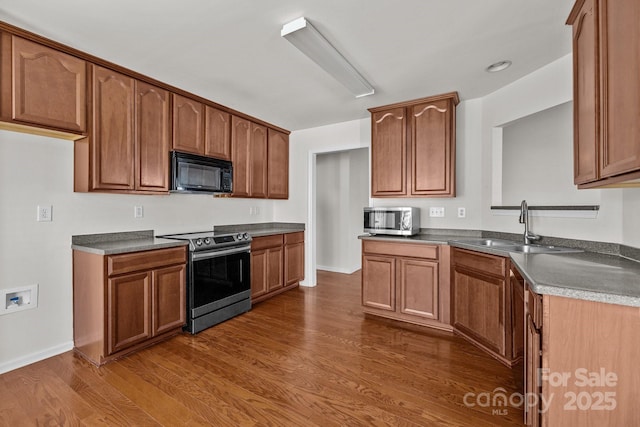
top-left (267, 129), bottom-right (289, 199)
top-left (172, 94), bottom-right (204, 155)
top-left (0, 21), bottom-right (290, 196)
top-left (568, 0), bottom-right (640, 188)
top-left (0, 34), bottom-right (86, 135)
top-left (369, 92), bottom-right (459, 197)
top-left (135, 81), bottom-right (171, 191)
top-left (75, 65), bottom-right (170, 193)
top-left (90, 66), bottom-right (136, 191)
top-left (205, 106), bottom-right (231, 160)
top-left (231, 115), bottom-right (251, 197)
top-left (172, 98), bottom-right (234, 160)
top-left (250, 123), bottom-right (268, 198)
top-left (231, 116), bottom-right (285, 199)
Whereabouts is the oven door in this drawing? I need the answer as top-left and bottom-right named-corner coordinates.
top-left (190, 246), bottom-right (251, 319)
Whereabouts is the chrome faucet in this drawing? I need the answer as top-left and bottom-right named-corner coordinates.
top-left (519, 200), bottom-right (541, 245)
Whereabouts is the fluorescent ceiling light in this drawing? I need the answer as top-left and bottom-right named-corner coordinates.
top-left (281, 17), bottom-right (375, 98)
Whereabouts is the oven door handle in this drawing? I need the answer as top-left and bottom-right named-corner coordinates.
top-left (192, 245), bottom-right (251, 260)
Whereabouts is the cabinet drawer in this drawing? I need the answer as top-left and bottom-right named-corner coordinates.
top-left (452, 248), bottom-right (506, 277)
top-left (284, 231), bottom-right (304, 245)
top-left (251, 234), bottom-right (283, 251)
top-left (108, 246), bottom-right (187, 277)
top-left (362, 240), bottom-right (438, 260)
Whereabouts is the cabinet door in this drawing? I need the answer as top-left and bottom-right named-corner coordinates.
top-left (267, 129), bottom-right (289, 199)
top-left (370, 107), bottom-right (406, 196)
top-left (231, 115), bottom-right (251, 197)
top-left (267, 246), bottom-right (284, 292)
top-left (398, 258), bottom-right (438, 320)
top-left (204, 106), bottom-right (231, 160)
top-left (452, 266), bottom-right (506, 356)
top-left (250, 123), bottom-right (268, 198)
top-left (107, 272), bottom-right (151, 355)
top-left (410, 99), bottom-right (455, 196)
top-left (362, 254), bottom-right (395, 311)
top-left (152, 264), bottom-right (186, 336)
top-left (135, 81), bottom-right (170, 191)
top-left (599, 0), bottom-right (640, 178)
top-left (284, 242), bottom-right (304, 287)
top-left (92, 66), bottom-right (135, 190)
top-left (10, 36), bottom-right (86, 133)
top-left (572, 0), bottom-right (600, 184)
top-left (250, 249), bottom-right (268, 298)
top-left (172, 94), bottom-right (204, 155)
top-left (524, 315), bottom-right (541, 427)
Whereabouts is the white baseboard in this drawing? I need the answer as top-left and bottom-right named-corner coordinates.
top-left (0, 341), bottom-right (73, 374)
top-left (317, 265), bottom-right (360, 274)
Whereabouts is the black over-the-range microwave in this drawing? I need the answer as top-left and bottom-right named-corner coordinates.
top-left (170, 151), bottom-right (233, 194)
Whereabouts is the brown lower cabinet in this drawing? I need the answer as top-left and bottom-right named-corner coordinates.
top-left (73, 246), bottom-right (187, 366)
top-left (361, 240), bottom-right (451, 330)
top-left (251, 232), bottom-right (304, 304)
top-left (451, 248), bottom-right (523, 367)
top-left (522, 282), bottom-right (639, 425)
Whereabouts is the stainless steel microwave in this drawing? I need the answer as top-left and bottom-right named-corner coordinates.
top-left (170, 151), bottom-right (233, 194)
top-left (363, 207), bottom-right (420, 236)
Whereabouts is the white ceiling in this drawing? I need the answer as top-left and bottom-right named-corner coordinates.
top-left (0, 0), bottom-right (574, 131)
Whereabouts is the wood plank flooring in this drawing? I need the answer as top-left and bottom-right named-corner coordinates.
top-left (0, 270), bottom-right (524, 426)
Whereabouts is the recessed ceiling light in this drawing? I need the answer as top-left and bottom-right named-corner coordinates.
top-left (486, 60), bottom-right (512, 73)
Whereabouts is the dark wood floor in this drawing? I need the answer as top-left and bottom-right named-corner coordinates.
top-left (0, 270), bottom-right (523, 426)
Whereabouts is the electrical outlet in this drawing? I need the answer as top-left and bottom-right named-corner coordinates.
top-left (429, 207), bottom-right (445, 217)
top-left (457, 207), bottom-right (466, 218)
top-left (37, 205), bottom-right (52, 222)
top-left (134, 206), bottom-right (144, 218)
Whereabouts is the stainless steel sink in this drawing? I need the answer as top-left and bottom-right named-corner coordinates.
top-left (501, 244), bottom-right (583, 254)
top-left (453, 238), bottom-right (518, 247)
top-left (452, 238), bottom-right (583, 254)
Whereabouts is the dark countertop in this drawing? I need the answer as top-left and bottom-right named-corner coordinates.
top-left (71, 224), bottom-right (305, 255)
top-left (359, 230), bottom-right (481, 246)
top-left (359, 232), bottom-right (640, 308)
top-left (71, 230), bottom-right (188, 255)
top-left (215, 222), bottom-right (305, 237)
top-left (509, 252), bottom-right (640, 307)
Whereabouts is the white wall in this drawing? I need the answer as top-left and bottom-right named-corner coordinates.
top-left (347, 149), bottom-right (370, 270)
top-left (272, 119), bottom-right (370, 287)
top-left (501, 102), bottom-right (597, 206)
top-left (316, 152), bottom-right (343, 270)
top-left (480, 54), bottom-right (627, 244)
top-left (0, 130), bottom-right (274, 372)
top-left (316, 148), bottom-right (368, 274)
